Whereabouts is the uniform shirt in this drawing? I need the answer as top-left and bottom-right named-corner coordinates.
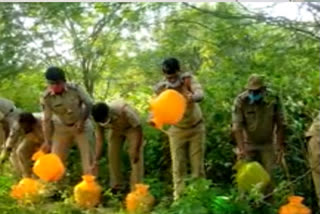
top-left (5, 113), bottom-right (43, 149)
top-left (232, 90), bottom-right (285, 145)
top-left (0, 98), bottom-right (16, 121)
top-left (0, 98), bottom-right (20, 142)
top-left (98, 100), bottom-right (140, 132)
top-left (153, 72), bottom-right (203, 128)
top-left (40, 83), bottom-right (92, 125)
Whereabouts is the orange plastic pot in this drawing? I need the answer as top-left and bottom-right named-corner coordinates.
top-left (74, 174), bottom-right (102, 208)
top-left (279, 196), bottom-right (311, 214)
top-left (150, 89), bottom-right (186, 129)
top-left (32, 150), bottom-right (65, 182)
top-left (10, 178), bottom-right (43, 202)
top-left (126, 184), bottom-right (155, 213)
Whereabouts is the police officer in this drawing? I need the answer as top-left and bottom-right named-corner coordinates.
top-left (305, 113), bottom-right (320, 207)
top-left (91, 100), bottom-right (143, 192)
top-left (40, 66), bottom-right (94, 174)
top-left (232, 74), bottom-right (285, 175)
top-left (0, 98), bottom-right (20, 150)
top-left (2, 112), bottom-right (44, 177)
top-left (152, 57), bottom-right (205, 200)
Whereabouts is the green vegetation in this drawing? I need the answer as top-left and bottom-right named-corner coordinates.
top-left (0, 2), bottom-right (319, 214)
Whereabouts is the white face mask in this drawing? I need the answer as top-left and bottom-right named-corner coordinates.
top-left (98, 117), bottom-right (111, 127)
top-left (167, 78), bottom-right (182, 88)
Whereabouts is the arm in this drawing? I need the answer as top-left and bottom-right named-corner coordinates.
top-left (77, 85), bottom-right (93, 122)
top-left (41, 98), bottom-right (53, 152)
top-left (1, 122), bottom-right (22, 163)
top-left (187, 76), bottom-right (204, 102)
top-left (133, 125), bottom-right (143, 164)
top-left (0, 111), bottom-right (4, 121)
top-left (232, 124), bottom-right (246, 153)
top-left (153, 81), bottom-right (166, 95)
top-left (125, 106), bottom-right (143, 162)
top-left (95, 125), bottom-right (105, 161)
top-left (231, 98), bottom-right (246, 155)
top-left (4, 122), bottom-right (21, 151)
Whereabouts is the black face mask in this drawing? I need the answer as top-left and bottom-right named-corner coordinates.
top-left (21, 124), bottom-right (33, 134)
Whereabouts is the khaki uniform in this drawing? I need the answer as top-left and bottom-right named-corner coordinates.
top-left (5, 113), bottom-right (44, 177)
top-left (97, 100), bottom-right (143, 190)
top-left (306, 113), bottom-right (320, 207)
top-left (0, 98), bottom-right (20, 150)
top-left (41, 83), bottom-right (94, 174)
top-left (232, 90), bottom-right (285, 174)
top-left (0, 121), bottom-right (7, 150)
top-left (154, 73), bottom-right (205, 200)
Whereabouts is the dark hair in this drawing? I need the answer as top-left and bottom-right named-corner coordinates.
top-left (162, 57), bottom-right (180, 74)
top-left (19, 113), bottom-right (37, 133)
top-left (19, 112), bottom-right (37, 125)
top-left (45, 66), bottom-right (66, 82)
top-left (91, 102), bottom-right (109, 123)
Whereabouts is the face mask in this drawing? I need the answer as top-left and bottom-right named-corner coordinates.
top-left (248, 92), bottom-right (262, 104)
top-left (98, 117), bottom-right (111, 127)
top-left (167, 78), bottom-right (182, 88)
top-left (21, 124), bottom-right (33, 134)
top-left (49, 83), bottom-right (65, 94)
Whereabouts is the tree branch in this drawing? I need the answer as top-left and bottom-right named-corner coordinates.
top-left (183, 2), bottom-right (320, 40)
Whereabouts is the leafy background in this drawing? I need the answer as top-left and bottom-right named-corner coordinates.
top-left (0, 2), bottom-right (319, 214)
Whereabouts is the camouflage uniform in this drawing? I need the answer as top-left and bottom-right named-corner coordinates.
top-left (232, 75), bottom-right (285, 174)
top-left (96, 100), bottom-right (143, 190)
top-left (5, 113), bottom-right (44, 177)
top-left (154, 72), bottom-right (205, 200)
top-left (41, 83), bottom-right (94, 174)
top-left (306, 113), bottom-right (320, 207)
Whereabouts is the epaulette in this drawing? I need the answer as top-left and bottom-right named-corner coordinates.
top-left (181, 72), bottom-right (192, 79)
top-left (41, 89), bottom-right (51, 99)
top-left (66, 83), bottom-right (79, 91)
top-left (237, 90), bottom-right (249, 102)
top-left (153, 81), bottom-right (167, 92)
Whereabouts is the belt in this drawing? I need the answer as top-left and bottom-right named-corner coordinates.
top-left (65, 122), bottom-right (75, 127)
top-left (175, 119), bottom-right (203, 129)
